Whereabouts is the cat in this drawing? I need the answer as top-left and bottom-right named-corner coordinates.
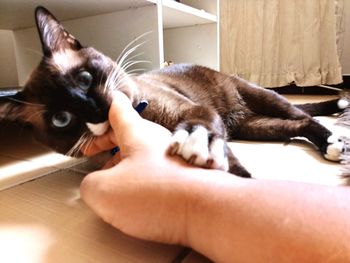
top-left (0, 6), bottom-right (348, 178)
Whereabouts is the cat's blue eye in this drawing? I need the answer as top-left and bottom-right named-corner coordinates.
top-left (52, 111), bottom-right (73, 128)
top-left (77, 71), bottom-right (93, 91)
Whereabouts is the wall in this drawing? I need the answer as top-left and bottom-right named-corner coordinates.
top-left (12, 6), bottom-right (159, 86)
top-left (0, 30), bottom-right (18, 87)
top-left (163, 23), bottom-right (217, 69)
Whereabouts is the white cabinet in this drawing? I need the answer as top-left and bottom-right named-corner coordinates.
top-left (0, 0), bottom-right (219, 87)
top-left (159, 0), bottom-right (219, 69)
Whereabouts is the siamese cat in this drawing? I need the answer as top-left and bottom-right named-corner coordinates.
top-left (0, 6), bottom-right (348, 178)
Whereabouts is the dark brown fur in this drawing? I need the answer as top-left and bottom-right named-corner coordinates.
top-left (0, 7), bottom-right (346, 178)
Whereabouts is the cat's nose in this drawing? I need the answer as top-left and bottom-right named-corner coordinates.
top-left (94, 108), bottom-right (108, 122)
top-left (84, 106), bottom-right (108, 124)
top-left (66, 88), bottom-right (109, 123)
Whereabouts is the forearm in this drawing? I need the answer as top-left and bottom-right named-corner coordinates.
top-left (185, 173), bottom-right (350, 263)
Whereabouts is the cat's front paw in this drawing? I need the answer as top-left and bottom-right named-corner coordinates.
top-left (324, 134), bottom-right (346, 161)
top-left (168, 125), bottom-right (229, 171)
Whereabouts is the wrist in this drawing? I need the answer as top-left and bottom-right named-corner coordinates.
top-left (184, 170), bottom-right (247, 260)
top-left (155, 159), bottom-right (223, 246)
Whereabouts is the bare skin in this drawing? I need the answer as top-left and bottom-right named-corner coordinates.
top-left (81, 92), bottom-right (350, 263)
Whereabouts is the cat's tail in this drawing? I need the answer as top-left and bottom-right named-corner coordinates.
top-left (294, 98), bottom-right (348, 116)
top-left (294, 90), bottom-right (350, 116)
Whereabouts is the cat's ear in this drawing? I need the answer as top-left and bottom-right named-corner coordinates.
top-left (35, 6), bottom-right (82, 56)
top-left (0, 90), bottom-right (26, 122)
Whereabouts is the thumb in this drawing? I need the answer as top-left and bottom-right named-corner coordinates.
top-left (80, 167), bottom-right (118, 223)
top-left (108, 91), bottom-right (148, 155)
top-left (108, 91), bottom-right (142, 135)
top-left (81, 91), bottom-right (142, 156)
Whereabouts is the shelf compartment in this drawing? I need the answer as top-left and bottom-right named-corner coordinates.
top-left (148, 0), bottom-right (217, 28)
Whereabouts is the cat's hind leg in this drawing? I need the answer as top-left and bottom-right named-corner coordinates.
top-left (233, 77), bottom-right (309, 119)
top-left (232, 116), bottom-right (345, 162)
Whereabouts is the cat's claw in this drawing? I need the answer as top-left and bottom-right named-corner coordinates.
top-left (169, 126), bottom-right (229, 171)
top-left (324, 135), bottom-right (346, 161)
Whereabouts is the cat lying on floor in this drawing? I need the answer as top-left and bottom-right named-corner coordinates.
top-left (0, 6), bottom-right (348, 178)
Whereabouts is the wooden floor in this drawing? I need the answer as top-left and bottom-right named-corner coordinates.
top-left (0, 95), bottom-right (348, 263)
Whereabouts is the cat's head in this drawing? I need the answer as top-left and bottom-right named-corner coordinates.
top-left (0, 7), bottom-right (129, 155)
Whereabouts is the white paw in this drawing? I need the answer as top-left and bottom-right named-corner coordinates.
top-left (209, 138), bottom-right (229, 171)
top-left (169, 126), bottom-right (229, 171)
top-left (337, 99), bottom-right (349, 109)
top-left (324, 135), bottom-right (345, 161)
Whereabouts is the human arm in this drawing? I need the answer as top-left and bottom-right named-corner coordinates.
top-left (185, 175), bottom-right (350, 262)
top-left (80, 92), bottom-right (350, 263)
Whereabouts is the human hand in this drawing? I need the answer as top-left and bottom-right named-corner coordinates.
top-left (80, 93), bottom-right (350, 263)
top-left (80, 91), bottom-right (201, 245)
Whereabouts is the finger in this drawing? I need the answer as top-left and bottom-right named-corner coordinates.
top-left (81, 91), bottom-right (140, 157)
top-left (109, 91), bottom-right (143, 137)
top-left (82, 129), bottom-right (117, 156)
top-left (102, 152), bottom-right (122, 169)
top-left (80, 170), bottom-right (113, 222)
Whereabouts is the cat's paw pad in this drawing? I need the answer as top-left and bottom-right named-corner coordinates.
top-left (324, 135), bottom-right (345, 161)
top-left (169, 126), bottom-right (229, 171)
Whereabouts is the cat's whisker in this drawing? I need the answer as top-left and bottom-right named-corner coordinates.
top-left (66, 132), bottom-right (91, 157)
top-left (103, 72), bottom-right (113, 94)
top-left (117, 42), bottom-right (145, 68)
top-left (103, 32), bottom-right (151, 94)
top-left (121, 60), bottom-right (150, 73)
top-left (119, 52), bottom-right (145, 70)
top-left (73, 138), bottom-right (88, 157)
top-left (6, 97), bottom-right (45, 107)
top-left (117, 42), bottom-right (148, 72)
top-left (25, 109), bottom-right (47, 122)
top-left (111, 66), bottom-right (124, 83)
top-left (117, 31), bottom-right (151, 59)
top-left (125, 68), bottom-right (148, 75)
top-left (105, 66), bottom-right (124, 94)
top-left (114, 70), bottom-right (146, 87)
top-left (107, 60), bottom-right (149, 92)
top-left (105, 63), bottom-right (136, 93)
top-left (83, 136), bottom-right (96, 157)
top-left (98, 69), bottom-right (106, 95)
top-left (110, 74), bottom-right (135, 91)
top-left (66, 138), bottom-right (81, 157)
top-left (79, 134), bottom-right (94, 157)
top-left (116, 31), bottom-right (151, 65)
top-left (122, 51), bottom-right (144, 61)
top-left (123, 67), bottom-right (148, 77)
top-left (104, 67), bottom-right (115, 91)
top-left (120, 57), bottom-right (146, 75)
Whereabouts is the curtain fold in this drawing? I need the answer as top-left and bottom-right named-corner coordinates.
top-left (220, 0), bottom-right (344, 88)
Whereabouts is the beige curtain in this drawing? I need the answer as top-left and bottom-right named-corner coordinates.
top-left (220, 0), bottom-right (344, 88)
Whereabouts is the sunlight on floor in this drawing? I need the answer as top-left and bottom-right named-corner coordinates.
top-left (0, 152), bottom-right (84, 190)
top-left (0, 225), bottom-right (54, 263)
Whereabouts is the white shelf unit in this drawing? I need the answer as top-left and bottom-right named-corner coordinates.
top-left (157, 0), bottom-right (219, 70)
top-left (0, 0), bottom-right (219, 88)
top-left (155, 0), bottom-right (217, 28)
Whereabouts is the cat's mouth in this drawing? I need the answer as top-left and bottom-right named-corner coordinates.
top-left (86, 121), bottom-right (109, 136)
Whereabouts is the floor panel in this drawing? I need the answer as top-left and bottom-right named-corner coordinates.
top-left (0, 170), bottom-right (183, 263)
